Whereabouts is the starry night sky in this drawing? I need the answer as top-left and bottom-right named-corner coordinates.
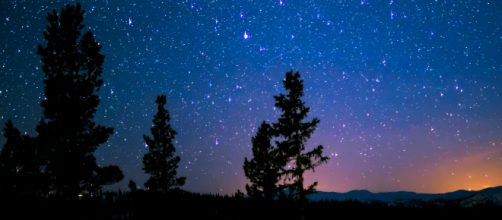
top-left (1, 0), bottom-right (501, 194)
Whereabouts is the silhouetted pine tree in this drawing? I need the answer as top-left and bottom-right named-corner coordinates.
top-left (128, 180), bottom-right (138, 192)
top-left (0, 120), bottom-right (45, 196)
top-left (243, 122), bottom-right (281, 200)
top-left (143, 95), bottom-right (186, 192)
top-left (35, 3), bottom-right (122, 197)
top-left (273, 71), bottom-right (329, 201)
top-left (0, 120), bottom-right (22, 193)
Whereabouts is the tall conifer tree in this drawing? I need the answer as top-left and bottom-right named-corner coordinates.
top-left (143, 95), bottom-right (186, 192)
top-left (243, 71), bottom-right (329, 201)
top-left (36, 3), bottom-right (122, 197)
top-left (273, 71), bottom-right (329, 201)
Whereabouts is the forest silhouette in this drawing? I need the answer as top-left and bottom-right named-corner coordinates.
top-left (0, 3), bottom-right (499, 219)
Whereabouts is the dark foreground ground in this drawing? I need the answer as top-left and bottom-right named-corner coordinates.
top-left (1, 191), bottom-right (499, 219)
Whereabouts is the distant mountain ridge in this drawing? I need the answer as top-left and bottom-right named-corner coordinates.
top-left (310, 186), bottom-right (502, 206)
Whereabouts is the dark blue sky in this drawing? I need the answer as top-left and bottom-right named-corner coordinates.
top-left (1, 0), bottom-right (501, 194)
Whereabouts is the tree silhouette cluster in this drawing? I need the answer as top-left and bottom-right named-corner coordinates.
top-left (244, 71), bottom-right (330, 201)
top-left (0, 3), bottom-right (327, 202)
top-left (0, 3), bottom-right (184, 198)
top-left (0, 120), bottom-right (42, 196)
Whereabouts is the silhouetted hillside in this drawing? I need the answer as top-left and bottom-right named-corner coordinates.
top-left (310, 186), bottom-right (502, 206)
top-left (1, 188), bottom-right (500, 219)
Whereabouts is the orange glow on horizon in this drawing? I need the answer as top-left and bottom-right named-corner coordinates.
top-left (303, 147), bottom-right (502, 194)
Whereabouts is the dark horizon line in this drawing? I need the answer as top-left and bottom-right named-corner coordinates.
top-left (102, 185), bottom-right (502, 196)
top-left (315, 185), bottom-right (502, 194)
